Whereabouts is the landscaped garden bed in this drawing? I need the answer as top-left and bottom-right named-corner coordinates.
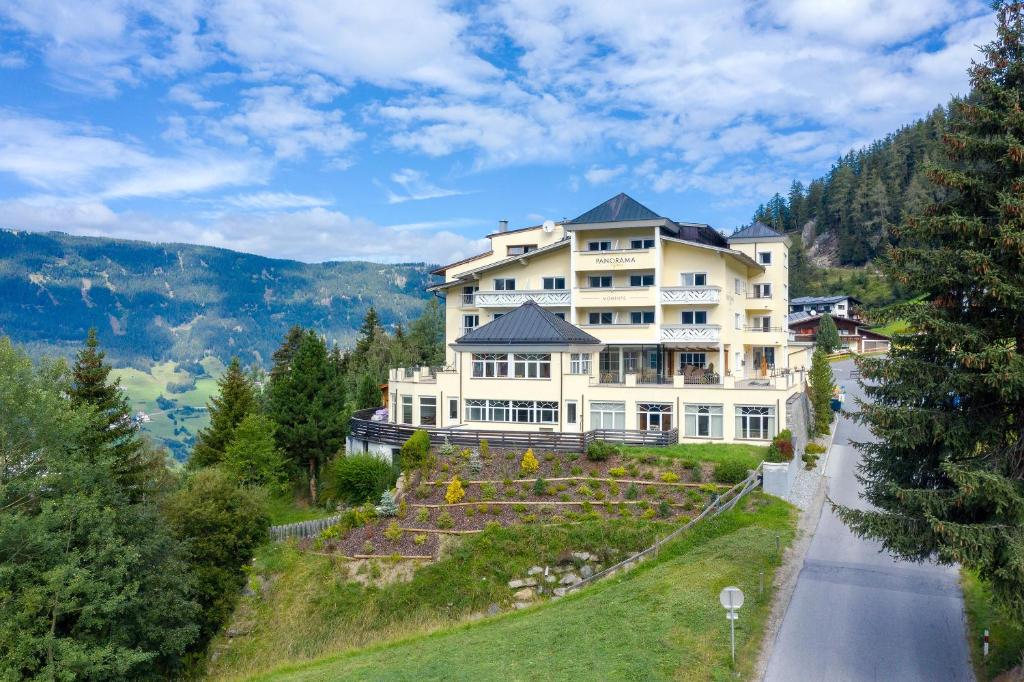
top-left (302, 438), bottom-right (766, 560)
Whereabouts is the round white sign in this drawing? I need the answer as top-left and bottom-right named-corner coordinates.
top-left (719, 586), bottom-right (744, 610)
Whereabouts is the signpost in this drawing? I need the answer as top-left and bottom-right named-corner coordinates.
top-left (720, 586), bottom-right (745, 665)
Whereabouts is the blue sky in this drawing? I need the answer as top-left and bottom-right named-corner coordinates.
top-left (0, 0), bottom-right (995, 264)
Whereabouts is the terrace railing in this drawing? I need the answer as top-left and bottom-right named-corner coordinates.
top-left (350, 408), bottom-right (677, 452)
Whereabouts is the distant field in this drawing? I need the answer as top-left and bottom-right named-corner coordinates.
top-left (113, 356), bottom-right (225, 461)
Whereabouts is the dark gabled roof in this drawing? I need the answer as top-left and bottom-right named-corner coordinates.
top-left (728, 221), bottom-right (783, 239)
top-left (787, 311), bottom-right (816, 325)
top-left (455, 301), bottom-right (601, 345)
top-left (568, 193), bottom-right (662, 224)
top-left (790, 295), bottom-right (861, 306)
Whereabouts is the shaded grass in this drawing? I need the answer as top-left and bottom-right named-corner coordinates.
top-left (248, 495), bottom-right (795, 682)
top-left (209, 517), bottom-right (672, 680)
top-left (962, 569), bottom-right (1024, 680)
top-left (622, 442), bottom-right (766, 472)
top-left (265, 495), bottom-right (339, 526)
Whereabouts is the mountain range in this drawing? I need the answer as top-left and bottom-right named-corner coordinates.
top-left (0, 229), bottom-right (435, 367)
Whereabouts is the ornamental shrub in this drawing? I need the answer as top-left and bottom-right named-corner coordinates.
top-left (766, 429), bottom-right (795, 463)
top-left (400, 429), bottom-right (431, 471)
top-left (480, 482), bottom-right (497, 500)
top-left (586, 439), bottom-right (619, 461)
top-left (625, 483), bottom-right (639, 500)
top-left (520, 448), bottom-right (540, 475)
top-left (468, 450), bottom-right (483, 475)
top-left (660, 471), bottom-right (680, 483)
top-left (384, 521), bottom-right (402, 541)
top-left (608, 466), bottom-right (627, 478)
top-left (439, 436), bottom-right (458, 458)
top-left (445, 477), bottom-right (466, 504)
top-left (415, 507), bottom-right (429, 524)
top-left (436, 511), bottom-right (454, 529)
top-left (413, 533), bottom-right (427, 546)
top-left (805, 442), bottom-right (827, 455)
top-left (713, 459), bottom-right (749, 484)
top-left (324, 453), bottom-right (398, 504)
top-left (658, 500), bottom-right (672, 518)
top-left (479, 439), bottom-right (490, 459)
top-left (533, 477), bottom-right (547, 496)
top-left (376, 490), bottom-right (399, 517)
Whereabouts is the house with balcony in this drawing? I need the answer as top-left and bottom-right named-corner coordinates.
top-left (351, 194), bottom-right (812, 454)
top-left (788, 294), bottom-right (862, 320)
top-left (787, 310), bottom-right (891, 354)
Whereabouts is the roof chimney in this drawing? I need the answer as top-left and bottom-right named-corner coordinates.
top-left (498, 219), bottom-right (509, 233)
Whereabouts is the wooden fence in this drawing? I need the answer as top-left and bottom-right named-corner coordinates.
top-left (564, 467), bottom-right (762, 593)
top-left (349, 408), bottom-right (677, 452)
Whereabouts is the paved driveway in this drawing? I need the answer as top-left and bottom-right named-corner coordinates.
top-left (764, 360), bottom-right (973, 682)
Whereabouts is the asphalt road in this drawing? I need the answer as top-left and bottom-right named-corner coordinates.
top-left (764, 359), bottom-right (973, 682)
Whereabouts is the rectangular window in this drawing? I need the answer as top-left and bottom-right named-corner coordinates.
top-left (735, 313), bottom-right (742, 330)
top-left (590, 401), bottom-right (625, 429)
top-left (507, 244), bottom-right (537, 256)
top-left (630, 238), bottom-right (655, 249)
top-left (570, 353), bottom-right (592, 374)
top-left (629, 273), bottom-right (654, 287)
top-left (751, 315), bottom-right (772, 331)
top-left (462, 285), bottom-right (477, 305)
top-left (623, 350), bottom-right (639, 373)
top-left (630, 311), bottom-right (655, 324)
top-left (681, 272), bottom-right (708, 287)
top-left (419, 396), bottom-right (437, 426)
top-left (758, 251), bottom-right (772, 265)
top-left (588, 312), bottom-right (614, 325)
top-left (598, 349), bottom-right (620, 382)
top-left (637, 403), bottom-right (673, 431)
top-left (401, 396), bottom-right (413, 424)
top-left (753, 283), bottom-right (772, 298)
top-left (463, 314), bottom-right (479, 333)
top-left (588, 275), bottom-right (613, 288)
top-left (566, 400), bottom-right (578, 425)
top-left (677, 352), bottom-right (708, 369)
top-left (513, 353), bottom-right (551, 379)
top-left (736, 405), bottom-right (776, 440)
top-left (684, 404), bottom-right (723, 438)
top-left (494, 278), bottom-right (516, 291)
top-left (734, 277), bottom-right (743, 294)
top-left (448, 397), bottom-right (459, 420)
top-left (472, 353), bottom-right (509, 378)
top-left (681, 310), bottom-right (708, 325)
top-left (554, 312), bottom-right (566, 320)
top-left (587, 240), bottom-right (612, 251)
top-left (465, 399), bottom-right (556, 423)
top-left (542, 276), bottom-right (566, 290)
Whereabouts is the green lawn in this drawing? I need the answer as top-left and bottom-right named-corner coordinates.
top-left (869, 319), bottom-right (911, 337)
top-left (622, 442), bottom-right (767, 471)
top-left (265, 495), bottom-right (340, 526)
top-left (245, 495), bottom-right (795, 682)
top-left (962, 570), bottom-right (1024, 680)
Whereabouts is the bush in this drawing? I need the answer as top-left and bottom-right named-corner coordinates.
top-left (577, 484), bottom-right (594, 497)
top-left (657, 500), bottom-right (672, 518)
top-left (766, 429), bottom-right (795, 463)
top-left (436, 511), bottom-right (454, 529)
top-left (468, 450), bottom-right (483, 475)
top-left (479, 439), bottom-right (490, 459)
top-left (586, 440), bottom-right (619, 461)
top-left (324, 454), bottom-right (398, 504)
top-left (480, 482), bottom-right (497, 500)
top-left (625, 483), bottom-right (639, 500)
top-left (413, 533), bottom-right (427, 546)
top-left (439, 437), bottom-right (458, 458)
top-left (384, 521), bottom-right (402, 541)
top-left (400, 430), bottom-right (431, 471)
top-left (806, 442), bottom-right (827, 455)
top-left (608, 466), bottom-right (627, 478)
top-left (802, 453), bottom-right (820, 470)
top-left (520, 449), bottom-right (540, 475)
top-left (445, 477), bottom-right (466, 504)
top-left (533, 477), bottom-right (547, 496)
top-left (376, 490), bottom-right (398, 517)
top-left (660, 471), bottom-right (680, 483)
top-left (415, 507), bottom-right (429, 524)
top-left (713, 459), bottom-right (750, 484)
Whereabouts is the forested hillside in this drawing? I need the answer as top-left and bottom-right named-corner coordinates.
top-left (0, 229), bottom-right (436, 366)
top-left (752, 104), bottom-right (954, 305)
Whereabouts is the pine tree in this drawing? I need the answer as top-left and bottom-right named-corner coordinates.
top-left (354, 372), bottom-right (381, 410)
top-left (354, 307), bottom-right (380, 360)
top-left (270, 325), bottom-right (305, 380)
top-left (69, 328), bottom-right (149, 491)
top-left (816, 314), bottom-right (841, 354)
top-left (191, 357), bottom-right (258, 468)
top-left (837, 3), bottom-right (1024, 620)
top-left (808, 349), bottom-right (835, 436)
top-left (268, 330), bottom-right (348, 502)
top-left (222, 413), bottom-right (288, 488)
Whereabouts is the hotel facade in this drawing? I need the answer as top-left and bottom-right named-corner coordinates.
top-left (376, 194), bottom-right (811, 446)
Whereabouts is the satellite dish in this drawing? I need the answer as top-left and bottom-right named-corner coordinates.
top-left (542, 220), bottom-right (555, 233)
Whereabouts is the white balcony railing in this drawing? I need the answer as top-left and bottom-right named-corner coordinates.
top-left (660, 285), bottom-right (721, 305)
top-left (660, 324), bottom-right (721, 343)
top-left (473, 289), bottom-right (570, 307)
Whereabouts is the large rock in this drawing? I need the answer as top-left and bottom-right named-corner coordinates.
top-left (544, 574), bottom-right (557, 583)
top-left (508, 578), bottom-right (537, 589)
top-left (580, 564), bottom-right (594, 579)
top-left (527, 565), bottom-right (544, 576)
top-left (552, 587), bottom-right (568, 598)
top-left (572, 551), bottom-right (596, 562)
top-left (560, 573), bottom-right (581, 586)
top-left (513, 588), bottom-right (536, 601)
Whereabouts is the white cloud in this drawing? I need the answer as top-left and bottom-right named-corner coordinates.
top-left (0, 198), bottom-right (489, 264)
top-left (584, 165), bottom-right (625, 184)
top-left (222, 192), bottom-right (331, 210)
top-left (384, 168), bottom-right (466, 204)
top-left (0, 51), bottom-right (26, 68)
top-left (168, 83), bottom-right (220, 111)
top-left (0, 111), bottom-right (266, 198)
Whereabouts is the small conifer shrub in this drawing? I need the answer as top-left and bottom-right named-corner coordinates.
top-left (520, 448), bottom-right (540, 475)
top-left (445, 477), bottom-right (466, 504)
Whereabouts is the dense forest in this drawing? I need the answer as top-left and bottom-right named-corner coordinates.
top-left (0, 229), bottom-right (436, 367)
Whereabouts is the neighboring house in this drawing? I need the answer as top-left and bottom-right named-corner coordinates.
top-left (788, 295), bottom-right (862, 320)
top-left (787, 311), bottom-right (890, 353)
top-left (355, 193), bottom-right (812, 451)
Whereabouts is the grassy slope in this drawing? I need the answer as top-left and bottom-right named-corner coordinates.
top-left (962, 570), bottom-right (1024, 680)
top-left (264, 496), bottom-right (340, 526)
top-left (250, 496), bottom-right (795, 682)
top-left (622, 442), bottom-right (767, 471)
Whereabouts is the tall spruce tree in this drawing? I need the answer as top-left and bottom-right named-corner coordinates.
top-left (191, 357), bottom-right (258, 468)
top-left (837, 2), bottom-right (1024, 619)
top-left (268, 330), bottom-right (348, 502)
top-left (69, 328), bottom-right (149, 492)
top-left (816, 314), bottom-right (841, 354)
